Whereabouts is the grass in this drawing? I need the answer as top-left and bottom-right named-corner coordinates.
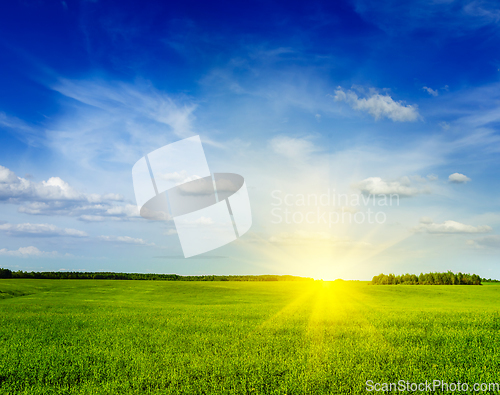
top-left (1, 279), bottom-right (500, 394)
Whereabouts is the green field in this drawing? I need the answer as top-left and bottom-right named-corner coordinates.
top-left (1, 279), bottom-right (500, 394)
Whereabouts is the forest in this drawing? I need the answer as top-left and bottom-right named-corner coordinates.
top-left (0, 268), bottom-right (312, 282)
top-left (371, 271), bottom-right (482, 285)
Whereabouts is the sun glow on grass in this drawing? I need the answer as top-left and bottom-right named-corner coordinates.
top-left (1, 279), bottom-right (500, 393)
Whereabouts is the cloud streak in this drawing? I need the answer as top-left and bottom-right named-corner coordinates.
top-left (0, 246), bottom-right (66, 258)
top-left (413, 218), bottom-right (491, 234)
top-left (422, 86), bottom-right (438, 96)
top-left (0, 223), bottom-right (87, 237)
top-left (353, 176), bottom-right (429, 197)
top-left (467, 235), bottom-right (500, 248)
top-left (333, 87), bottom-right (420, 122)
top-left (98, 235), bottom-right (155, 246)
top-left (45, 78), bottom-right (207, 167)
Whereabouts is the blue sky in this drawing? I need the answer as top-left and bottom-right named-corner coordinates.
top-left (1, 0), bottom-right (499, 279)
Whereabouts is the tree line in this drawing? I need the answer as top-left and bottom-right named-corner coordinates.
top-left (0, 268), bottom-right (313, 282)
top-left (371, 271), bottom-right (482, 285)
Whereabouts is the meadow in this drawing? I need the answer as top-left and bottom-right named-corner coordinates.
top-left (1, 279), bottom-right (500, 394)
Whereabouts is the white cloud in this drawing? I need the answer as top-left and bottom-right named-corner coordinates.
top-left (0, 165), bottom-right (139, 221)
top-left (0, 246), bottom-right (62, 257)
top-left (0, 165), bottom-right (18, 184)
top-left (0, 169), bottom-right (81, 202)
top-left (439, 122), bottom-right (450, 130)
top-left (352, 176), bottom-right (428, 197)
top-left (413, 218), bottom-right (492, 234)
top-left (269, 136), bottom-right (318, 158)
top-left (0, 165), bottom-right (124, 203)
top-left (102, 193), bottom-right (124, 201)
top-left (216, 178), bottom-right (240, 193)
top-left (103, 204), bottom-right (140, 218)
top-left (176, 177), bottom-right (239, 196)
top-left (427, 174), bottom-right (438, 181)
top-left (449, 173), bottom-right (471, 183)
top-left (177, 178), bottom-right (214, 196)
top-left (78, 215), bottom-right (109, 222)
top-left (333, 87), bottom-right (420, 122)
top-left (17, 201), bottom-right (140, 221)
top-left (140, 206), bottom-right (171, 221)
top-left (0, 223), bottom-right (87, 237)
top-left (98, 235), bottom-right (154, 246)
top-left (422, 86), bottom-right (438, 96)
